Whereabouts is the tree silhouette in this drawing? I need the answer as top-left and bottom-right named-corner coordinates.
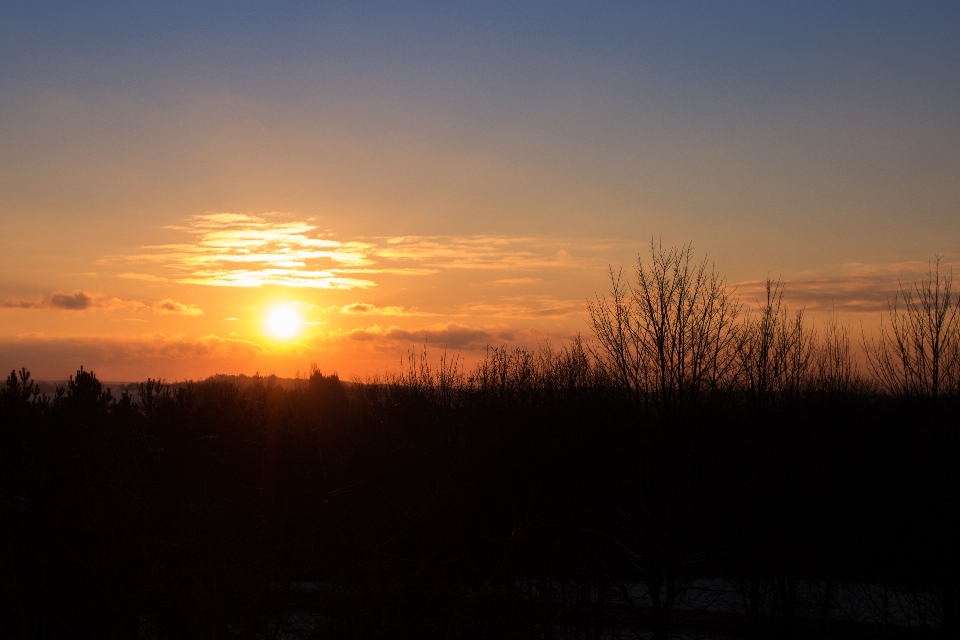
top-left (738, 279), bottom-right (814, 402)
top-left (813, 312), bottom-right (860, 396)
top-left (864, 257), bottom-right (960, 399)
top-left (1, 248), bottom-right (957, 638)
top-left (588, 240), bottom-right (741, 413)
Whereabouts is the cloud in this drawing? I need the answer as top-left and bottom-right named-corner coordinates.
top-left (50, 291), bottom-right (94, 310)
top-left (98, 297), bottom-right (146, 312)
top-left (338, 302), bottom-right (433, 316)
top-left (375, 236), bottom-right (578, 270)
top-left (2, 291), bottom-right (113, 311)
top-left (736, 260), bottom-right (960, 312)
top-left (154, 299), bottom-right (204, 316)
top-left (1, 291), bottom-right (202, 315)
top-left (463, 296), bottom-right (585, 318)
top-left (119, 213), bottom-right (376, 289)
top-left (1, 298), bottom-right (45, 309)
top-left (491, 277), bottom-right (541, 285)
top-left (178, 269), bottom-right (374, 289)
top-left (330, 267), bottom-right (439, 276)
top-left (117, 272), bottom-right (169, 282)
top-left (341, 323), bottom-right (512, 350)
top-left (114, 213), bottom-right (615, 291)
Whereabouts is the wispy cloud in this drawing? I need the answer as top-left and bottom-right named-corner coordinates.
top-left (117, 272), bottom-right (169, 283)
top-left (115, 213), bottom-right (630, 290)
top-left (737, 260), bottom-right (960, 312)
top-left (491, 277), bottom-right (541, 286)
top-left (50, 291), bottom-right (94, 310)
top-left (342, 323), bottom-right (511, 350)
top-left (330, 267), bottom-right (439, 276)
top-left (377, 236), bottom-right (576, 270)
top-left (2, 291), bottom-right (98, 311)
top-left (463, 296), bottom-right (585, 318)
top-left (121, 213), bottom-right (376, 289)
top-left (154, 299), bottom-right (203, 316)
top-left (1, 298), bottom-right (45, 309)
top-left (2, 291), bottom-right (203, 316)
top-left (338, 302), bottom-right (434, 317)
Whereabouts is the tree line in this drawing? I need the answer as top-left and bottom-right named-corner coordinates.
top-left (0, 242), bottom-right (957, 639)
top-left (588, 241), bottom-right (960, 407)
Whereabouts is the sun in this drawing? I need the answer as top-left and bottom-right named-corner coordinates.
top-left (266, 305), bottom-right (301, 339)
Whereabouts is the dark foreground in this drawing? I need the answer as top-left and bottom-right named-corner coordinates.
top-left (0, 360), bottom-right (957, 639)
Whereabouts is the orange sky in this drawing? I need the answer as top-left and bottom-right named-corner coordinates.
top-left (1, 211), bottom-right (649, 379)
top-left (2, 209), bottom-right (954, 381)
top-left (2, 4), bottom-right (958, 381)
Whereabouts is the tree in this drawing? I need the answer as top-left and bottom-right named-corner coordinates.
top-left (738, 279), bottom-right (814, 402)
top-left (588, 240), bottom-right (741, 412)
top-left (864, 257), bottom-right (960, 399)
top-left (813, 312), bottom-right (859, 396)
top-left (0, 368), bottom-right (42, 414)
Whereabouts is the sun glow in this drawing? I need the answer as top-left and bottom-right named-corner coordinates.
top-left (266, 305), bottom-right (301, 339)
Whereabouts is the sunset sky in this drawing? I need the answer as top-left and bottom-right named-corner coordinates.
top-left (2, 2), bottom-right (959, 381)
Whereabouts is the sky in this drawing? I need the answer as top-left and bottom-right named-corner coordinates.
top-left (1, 1), bottom-right (959, 381)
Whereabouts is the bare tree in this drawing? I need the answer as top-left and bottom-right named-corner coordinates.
top-left (864, 257), bottom-right (960, 399)
top-left (738, 280), bottom-right (815, 401)
top-left (588, 241), bottom-right (741, 411)
top-left (813, 312), bottom-right (860, 395)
